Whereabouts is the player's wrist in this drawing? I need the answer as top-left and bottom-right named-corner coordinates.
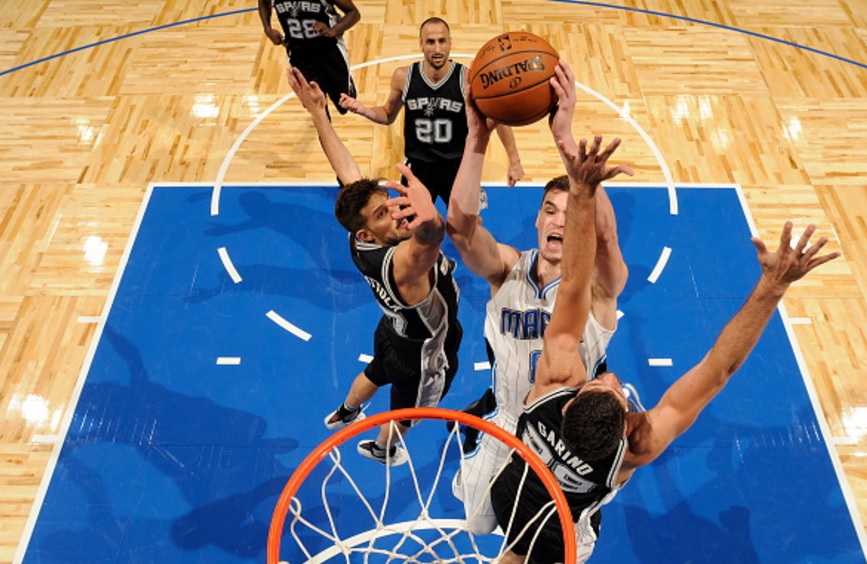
top-left (754, 276), bottom-right (788, 300)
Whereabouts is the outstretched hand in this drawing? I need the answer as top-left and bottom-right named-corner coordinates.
top-left (752, 222), bottom-right (840, 287)
top-left (565, 135), bottom-right (634, 196)
top-left (385, 163), bottom-right (440, 232)
top-left (547, 61), bottom-right (634, 192)
top-left (287, 67), bottom-right (327, 115)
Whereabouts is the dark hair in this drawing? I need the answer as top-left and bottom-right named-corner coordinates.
top-left (419, 17), bottom-right (450, 36)
top-left (561, 390), bottom-right (625, 461)
top-left (334, 178), bottom-right (387, 234)
top-left (541, 175), bottom-right (569, 206)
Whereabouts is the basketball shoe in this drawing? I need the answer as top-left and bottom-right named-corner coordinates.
top-left (357, 440), bottom-right (408, 466)
top-left (323, 403), bottom-right (366, 430)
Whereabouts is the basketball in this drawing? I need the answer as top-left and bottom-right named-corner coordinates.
top-left (468, 32), bottom-right (560, 126)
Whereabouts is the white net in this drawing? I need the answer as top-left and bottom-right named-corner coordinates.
top-left (269, 408), bottom-right (575, 564)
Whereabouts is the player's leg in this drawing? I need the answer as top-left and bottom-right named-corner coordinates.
top-left (325, 323), bottom-right (390, 430)
top-left (452, 426), bottom-right (512, 534)
top-left (356, 380), bottom-right (414, 466)
top-left (449, 386), bottom-right (497, 452)
top-left (355, 334), bottom-right (415, 465)
top-left (315, 42), bottom-right (356, 115)
top-left (498, 552), bottom-right (526, 564)
top-left (323, 370), bottom-right (376, 429)
top-left (289, 54), bottom-right (335, 121)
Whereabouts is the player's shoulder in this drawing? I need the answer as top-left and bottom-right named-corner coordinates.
top-left (390, 64), bottom-right (412, 85)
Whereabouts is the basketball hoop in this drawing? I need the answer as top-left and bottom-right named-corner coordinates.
top-left (267, 407), bottom-right (577, 563)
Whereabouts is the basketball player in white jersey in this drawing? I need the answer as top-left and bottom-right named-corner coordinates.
top-left (338, 17), bottom-right (524, 205)
top-left (446, 61), bottom-right (634, 534)
top-left (490, 66), bottom-right (839, 563)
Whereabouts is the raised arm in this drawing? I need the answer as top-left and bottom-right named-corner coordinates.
top-left (313, 0), bottom-right (360, 38)
top-left (287, 67), bottom-right (362, 185)
top-left (387, 163), bottom-right (446, 305)
top-left (625, 223), bottom-right (841, 470)
top-left (339, 66), bottom-right (407, 124)
top-left (590, 185), bottom-right (629, 330)
top-left (530, 61), bottom-right (633, 399)
top-left (494, 125), bottom-right (525, 186)
top-left (446, 85), bottom-right (520, 289)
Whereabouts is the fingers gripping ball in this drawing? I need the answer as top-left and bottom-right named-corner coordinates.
top-left (469, 32), bottom-right (560, 126)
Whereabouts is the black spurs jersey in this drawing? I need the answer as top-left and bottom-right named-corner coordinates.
top-left (401, 61), bottom-right (469, 162)
top-left (271, 0), bottom-right (342, 51)
top-left (501, 387), bottom-right (626, 522)
top-left (350, 236), bottom-right (461, 347)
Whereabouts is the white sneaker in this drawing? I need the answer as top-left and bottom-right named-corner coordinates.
top-left (357, 440), bottom-right (408, 466)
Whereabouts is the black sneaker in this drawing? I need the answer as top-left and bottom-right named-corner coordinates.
top-left (323, 404), bottom-right (366, 430)
top-left (357, 440), bottom-right (408, 466)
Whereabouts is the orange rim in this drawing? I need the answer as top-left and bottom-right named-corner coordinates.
top-left (267, 406), bottom-right (577, 563)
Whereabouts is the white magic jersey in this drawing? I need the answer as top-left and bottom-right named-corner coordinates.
top-left (485, 250), bottom-right (614, 427)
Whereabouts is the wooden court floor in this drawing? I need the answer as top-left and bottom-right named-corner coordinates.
top-left (1, 0), bottom-right (866, 561)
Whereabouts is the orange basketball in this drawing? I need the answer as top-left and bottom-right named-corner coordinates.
top-left (468, 32), bottom-right (560, 126)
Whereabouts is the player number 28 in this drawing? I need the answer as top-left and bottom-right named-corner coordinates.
top-left (285, 19), bottom-right (319, 40)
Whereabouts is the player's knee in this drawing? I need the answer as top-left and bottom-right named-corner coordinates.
top-left (466, 514), bottom-right (499, 536)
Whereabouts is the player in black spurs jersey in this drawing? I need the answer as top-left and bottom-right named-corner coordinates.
top-left (258, 0), bottom-right (360, 119)
top-left (338, 17), bottom-right (524, 205)
top-left (488, 62), bottom-right (840, 564)
top-left (288, 67), bottom-right (462, 467)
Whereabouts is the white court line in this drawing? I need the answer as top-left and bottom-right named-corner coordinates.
top-left (474, 361), bottom-right (492, 371)
top-left (31, 435), bottom-right (60, 444)
top-left (216, 357), bottom-right (241, 365)
top-left (648, 358), bottom-right (673, 367)
top-left (266, 310), bottom-right (312, 341)
top-left (210, 53), bottom-right (455, 216)
top-left (15, 184), bottom-right (158, 564)
top-left (217, 246), bottom-right (243, 283)
top-left (572, 82), bottom-right (679, 216)
top-left (647, 246), bottom-right (672, 283)
top-left (207, 53), bottom-right (685, 365)
top-left (830, 436), bottom-right (859, 446)
top-left (358, 354), bottom-right (373, 363)
top-left (212, 52), bottom-right (680, 218)
top-left (76, 316), bottom-right (101, 324)
top-left (735, 170), bottom-right (867, 549)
